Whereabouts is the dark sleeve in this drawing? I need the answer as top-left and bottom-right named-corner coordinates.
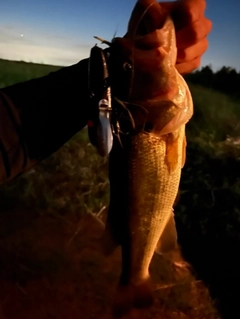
top-left (0, 58), bottom-right (89, 186)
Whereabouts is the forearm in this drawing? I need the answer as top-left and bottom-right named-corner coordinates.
top-left (0, 58), bottom-right (89, 185)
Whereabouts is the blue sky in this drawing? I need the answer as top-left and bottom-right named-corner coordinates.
top-left (0, 0), bottom-right (239, 71)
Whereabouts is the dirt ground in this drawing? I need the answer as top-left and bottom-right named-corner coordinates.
top-left (0, 208), bottom-right (220, 319)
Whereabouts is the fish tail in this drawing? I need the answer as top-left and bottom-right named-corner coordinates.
top-left (133, 279), bottom-right (154, 308)
top-left (112, 279), bottom-right (153, 317)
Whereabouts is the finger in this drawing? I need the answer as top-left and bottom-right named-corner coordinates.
top-left (176, 56), bottom-right (201, 75)
top-left (177, 38), bottom-right (209, 63)
top-left (176, 17), bottom-right (212, 49)
top-left (172, 0), bottom-right (206, 28)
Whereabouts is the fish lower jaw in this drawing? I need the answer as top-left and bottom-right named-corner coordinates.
top-left (132, 88), bottom-right (176, 107)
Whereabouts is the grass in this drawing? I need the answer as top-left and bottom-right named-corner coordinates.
top-left (176, 84), bottom-right (240, 319)
top-left (0, 59), bottom-right (61, 87)
top-left (0, 129), bottom-right (109, 221)
top-left (1, 59), bottom-right (240, 318)
top-left (186, 83), bottom-right (240, 143)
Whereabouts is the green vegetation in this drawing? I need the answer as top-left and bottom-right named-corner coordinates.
top-left (185, 65), bottom-right (240, 100)
top-left (0, 58), bottom-right (61, 87)
top-left (187, 83), bottom-right (240, 143)
top-left (0, 60), bottom-right (109, 218)
top-left (0, 59), bottom-right (240, 318)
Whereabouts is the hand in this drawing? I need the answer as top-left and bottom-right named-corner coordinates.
top-left (161, 0), bottom-right (212, 74)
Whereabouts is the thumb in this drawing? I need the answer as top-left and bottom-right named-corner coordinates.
top-left (159, 1), bottom-right (176, 13)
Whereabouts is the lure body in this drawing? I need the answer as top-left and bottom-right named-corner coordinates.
top-left (88, 46), bottom-right (113, 157)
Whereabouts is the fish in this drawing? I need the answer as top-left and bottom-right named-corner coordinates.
top-left (101, 0), bottom-right (193, 316)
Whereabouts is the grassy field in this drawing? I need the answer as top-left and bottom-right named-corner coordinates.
top-left (0, 59), bottom-right (240, 318)
top-left (0, 59), bottom-right (61, 87)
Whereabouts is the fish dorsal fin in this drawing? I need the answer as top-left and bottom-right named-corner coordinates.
top-left (155, 211), bottom-right (177, 255)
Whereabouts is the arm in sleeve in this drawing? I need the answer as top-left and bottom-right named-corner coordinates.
top-left (0, 58), bottom-right (89, 186)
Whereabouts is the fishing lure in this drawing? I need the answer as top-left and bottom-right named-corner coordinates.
top-left (88, 45), bottom-right (113, 157)
top-left (88, 38), bottom-right (138, 155)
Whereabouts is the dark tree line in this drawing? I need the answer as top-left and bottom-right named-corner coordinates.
top-left (185, 65), bottom-right (240, 100)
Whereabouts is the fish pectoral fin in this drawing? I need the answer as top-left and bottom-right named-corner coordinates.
top-left (182, 134), bottom-right (187, 168)
top-left (165, 132), bottom-right (180, 173)
top-left (155, 211), bottom-right (178, 255)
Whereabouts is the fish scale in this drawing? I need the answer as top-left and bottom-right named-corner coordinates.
top-left (127, 128), bottom-right (184, 284)
top-left (105, 125), bottom-right (186, 316)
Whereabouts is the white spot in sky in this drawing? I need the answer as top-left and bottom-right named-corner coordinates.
top-left (20, 34), bottom-right (24, 37)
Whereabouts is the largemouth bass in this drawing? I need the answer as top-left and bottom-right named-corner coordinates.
top-left (101, 0), bottom-right (193, 315)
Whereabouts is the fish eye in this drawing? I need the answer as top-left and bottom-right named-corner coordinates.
top-left (123, 62), bottom-right (132, 72)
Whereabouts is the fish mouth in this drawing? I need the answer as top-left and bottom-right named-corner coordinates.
top-left (126, 1), bottom-right (168, 38)
top-left (122, 1), bottom-right (175, 54)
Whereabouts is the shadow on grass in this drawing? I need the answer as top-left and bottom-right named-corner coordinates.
top-left (177, 226), bottom-right (239, 319)
top-left (176, 142), bottom-right (240, 319)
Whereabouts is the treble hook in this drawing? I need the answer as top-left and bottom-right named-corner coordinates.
top-left (114, 97), bottom-right (136, 130)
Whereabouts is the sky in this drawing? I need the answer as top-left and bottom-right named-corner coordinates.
top-left (0, 0), bottom-right (240, 71)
